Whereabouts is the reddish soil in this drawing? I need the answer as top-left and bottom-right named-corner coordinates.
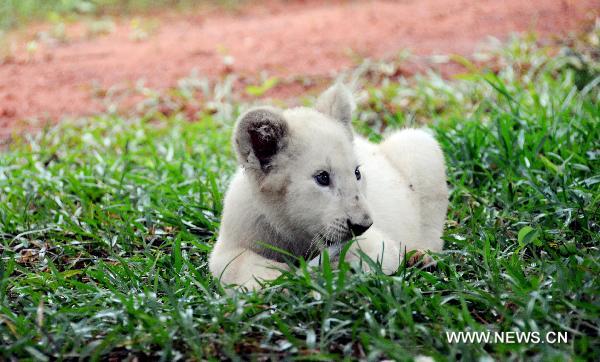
top-left (0, 0), bottom-right (598, 133)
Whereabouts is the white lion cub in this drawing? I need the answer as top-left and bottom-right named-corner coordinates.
top-left (209, 84), bottom-right (448, 290)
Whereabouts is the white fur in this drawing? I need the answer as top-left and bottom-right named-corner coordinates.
top-left (209, 84), bottom-right (448, 290)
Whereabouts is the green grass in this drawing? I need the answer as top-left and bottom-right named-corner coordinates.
top-left (1, 32), bottom-right (599, 360)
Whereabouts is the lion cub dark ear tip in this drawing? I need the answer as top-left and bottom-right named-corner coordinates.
top-left (240, 108), bottom-right (286, 128)
top-left (234, 107), bottom-right (288, 172)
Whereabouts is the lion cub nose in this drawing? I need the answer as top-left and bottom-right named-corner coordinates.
top-left (347, 218), bottom-right (373, 236)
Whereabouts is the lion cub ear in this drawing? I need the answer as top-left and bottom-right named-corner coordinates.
top-left (234, 107), bottom-right (288, 173)
top-left (315, 83), bottom-right (355, 126)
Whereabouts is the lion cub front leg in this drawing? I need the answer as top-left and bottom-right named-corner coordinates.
top-left (345, 227), bottom-right (400, 275)
top-left (209, 246), bottom-right (287, 291)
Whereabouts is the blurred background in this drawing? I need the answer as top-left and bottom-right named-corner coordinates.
top-left (0, 0), bottom-right (598, 135)
top-left (1, 2), bottom-right (599, 360)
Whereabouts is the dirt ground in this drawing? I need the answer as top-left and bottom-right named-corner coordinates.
top-left (0, 0), bottom-right (598, 133)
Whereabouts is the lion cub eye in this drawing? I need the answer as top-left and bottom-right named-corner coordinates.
top-left (355, 166), bottom-right (361, 180)
top-left (314, 171), bottom-right (330, 186)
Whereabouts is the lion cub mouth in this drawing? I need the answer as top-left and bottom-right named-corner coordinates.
top-left (305, 229), bottom-right (352, 261)
top-left (307, 243), bottom-right (344, 267)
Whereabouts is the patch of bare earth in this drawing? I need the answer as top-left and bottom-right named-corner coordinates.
top-left (0, 0), bottom-right (598, 134)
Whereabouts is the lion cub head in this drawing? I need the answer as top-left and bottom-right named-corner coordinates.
top-left (233, 84), bottom-right (372, 259)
